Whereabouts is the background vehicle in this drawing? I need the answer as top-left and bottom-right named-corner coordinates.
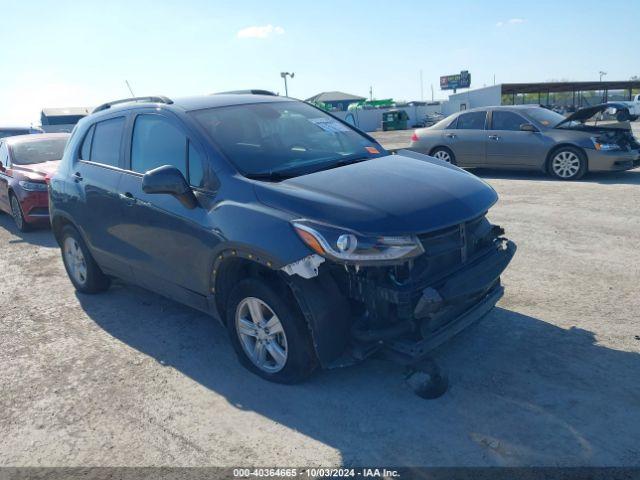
top-left (49, 94), bottom-right (515, 383)
top-left (410, 105), bottom-right (640, 180)
top-left (0, 133), bottom-right (69, 231)
top-left (0, 126), bottom-right (44, 139)
top-left (608, 94), bottom-right (640, 121)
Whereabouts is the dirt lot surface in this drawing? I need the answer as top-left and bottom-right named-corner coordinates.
top-left (1, 128), bottom-right (640, 466)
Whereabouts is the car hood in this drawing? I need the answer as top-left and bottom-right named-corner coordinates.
top-left (12, 160), bottom-right (60, 179)
top-left (253, 153), bottom-right (498, 235)
top-left (556, 103), bottom-right (629, 127)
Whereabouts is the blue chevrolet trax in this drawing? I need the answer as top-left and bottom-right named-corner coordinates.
top-left (49, 93), bottom-right (516, 383)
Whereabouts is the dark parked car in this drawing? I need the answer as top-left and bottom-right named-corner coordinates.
top-left (49, 94), bottom-right (516, 383)
top-left (0, 126), bottom-right (44, 139)
top-left (0, 133), bottom-right (69, 231)
top-left (410, 104), bottom-right (640, 180)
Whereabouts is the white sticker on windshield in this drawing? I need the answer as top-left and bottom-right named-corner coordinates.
top-left (309, 117), bottom-right (351, 133)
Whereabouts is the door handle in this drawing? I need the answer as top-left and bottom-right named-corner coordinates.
top-left (73, 172), bottom-right (83, 182)
top-left (445, 133), bottom-right (457, 139)
top-left (119, 192), bottom-right (137, 206)
top-left (488, 135), bottom-right (500, 141)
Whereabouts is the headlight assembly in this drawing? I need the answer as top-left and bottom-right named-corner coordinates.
top-left (590, 137), bottom-right (621, 151)
top-left (18, 180), bottom-right (48, 192)
top-left (292, 220), bottom-right (424, 264)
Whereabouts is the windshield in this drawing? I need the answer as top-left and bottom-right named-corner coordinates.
top-left (11, 138), bottom-right (68, 165)
top-left (524, 108), bottom-right (567, 128)
top-left (190, 101), bottom-right (385, 177)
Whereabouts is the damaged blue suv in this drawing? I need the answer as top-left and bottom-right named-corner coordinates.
top-left (49, 93), bottom-right (516, 383)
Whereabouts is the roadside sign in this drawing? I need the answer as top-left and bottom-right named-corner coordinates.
top-left (440, 71), bottom-right (471, 91)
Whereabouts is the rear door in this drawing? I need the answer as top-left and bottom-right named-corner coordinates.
top-left (486, 110), bottom-right (548, 167)
top-left (442, 111), bottom-right (488, 166)
top-left (117, 110), bottom-right (220, 304)
top-left (70, 116), bottom-right (132, 278)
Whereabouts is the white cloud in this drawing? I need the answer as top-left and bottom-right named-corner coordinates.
top-left (236, 24), bottom-right (285, 39)
top-left (496, 18), bottom-right (525, 27)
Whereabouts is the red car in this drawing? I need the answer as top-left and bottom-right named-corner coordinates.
top-left (0, 133), bottom-right (69, 231)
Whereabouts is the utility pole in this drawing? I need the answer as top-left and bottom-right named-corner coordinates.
top-left (420, 70), bottom-right (424, 101)
top-left (430, 84), bottom-right (434, 102)
top-left (369, 86), bottom-right (373, 101)
top-left (280, 72), bottom-right (294, 96)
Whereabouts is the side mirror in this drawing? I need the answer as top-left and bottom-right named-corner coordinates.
top-left (520, 123), bottom-right (538, 132)
top-left (142, 165), bottom-right (198, 209)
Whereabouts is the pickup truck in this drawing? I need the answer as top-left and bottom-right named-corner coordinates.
top-left (608, 94), bottom-right (640, 121)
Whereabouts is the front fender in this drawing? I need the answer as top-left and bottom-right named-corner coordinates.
top-left (208, 200), bottom-right (312, 269)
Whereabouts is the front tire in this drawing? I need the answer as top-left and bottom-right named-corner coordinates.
top-left (10, 194), bottom-right (30, 232)
top-left (548, 147), bottom-right (587, 180)
top-left (226, 278), bottom-right (317, 383)
top-left (60, 225), bottom-right (111, 294)
top-left (430, 147), bottom-right (456, 165)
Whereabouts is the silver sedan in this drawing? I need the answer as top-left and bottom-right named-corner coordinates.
top-left (409, 105), bottom-right (640, 180)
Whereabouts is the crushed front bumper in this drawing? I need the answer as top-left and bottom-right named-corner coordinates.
top-left (337, 237), bottom-right (516, 365)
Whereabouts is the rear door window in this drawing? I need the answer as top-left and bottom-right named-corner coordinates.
top-left (492, 111), bottom-right (527, 131)
top-left (455, 111), bottom-right (487, 130)
top-left (89, 117), bottom-right (125, 167)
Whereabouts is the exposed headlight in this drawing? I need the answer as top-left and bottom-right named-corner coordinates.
top-left (591, 137), bottom-right (621, 151)
top-left (18, 180), bottom-right (48, 192)
top-left (292, 220), bottom-right (424, 264)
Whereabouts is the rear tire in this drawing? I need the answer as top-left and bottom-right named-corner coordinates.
top-left (430, 147), bottom-right (456, 165)
top-left (10, 193), bottom-right (30, 232)
top-left (548, 147), bottom-right (587, 180)
top-left (226, 278), bottom-right (317, 383)
top-left (60, 225), bottom-right (111, 294)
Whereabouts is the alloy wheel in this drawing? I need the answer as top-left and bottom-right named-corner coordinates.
top-left (63, 237), bottom-right (88, 285)
top-left (433, 150), bottom-right (451, 163)
top-left (552, 151), bottom-right (581, 179)
top-left (10, 196), bottom-right (24, 230)
top-left (235, 297), bottom-right (288, 373)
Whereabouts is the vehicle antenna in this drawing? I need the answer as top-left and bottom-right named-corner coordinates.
top-left (125, 80), bottom-right (135, 97)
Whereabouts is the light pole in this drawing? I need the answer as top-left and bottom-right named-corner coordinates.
top-left (280, 72), bottom-right (294, 96)
top-left (599, 71), bottom-right (607, 102)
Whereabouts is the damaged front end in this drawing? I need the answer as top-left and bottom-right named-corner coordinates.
top-left (283, 213), bottom-right (516, 367)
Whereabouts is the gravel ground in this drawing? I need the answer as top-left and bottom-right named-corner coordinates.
top-left (1, 131), bottom-right (639, 467)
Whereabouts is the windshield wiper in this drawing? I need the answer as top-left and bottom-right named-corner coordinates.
top-left (247, 155), bottom-right (374, 181)
top-left (244, 171), bottom-right (293, 181)
top-left (295, 155), bottom-right (372, 175)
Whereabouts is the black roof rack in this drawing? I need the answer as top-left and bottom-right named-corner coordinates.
top-left (92, 96), bottom-right (173, 113)
top-left (214, 89), bottom-right (277, 96)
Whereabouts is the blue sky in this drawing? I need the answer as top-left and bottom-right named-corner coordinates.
top-left (1, 0), bottom-right (639, 124)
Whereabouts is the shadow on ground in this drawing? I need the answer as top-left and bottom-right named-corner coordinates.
top-left (473, 168), bottom-right (640, 186)
top-left (0, 213), bottom-right (57, 248)
top-left (76, 282), bottom-right (640, 466)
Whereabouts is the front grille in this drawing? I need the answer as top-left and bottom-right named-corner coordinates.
top-left (412, 215), bottom-right (494, 284)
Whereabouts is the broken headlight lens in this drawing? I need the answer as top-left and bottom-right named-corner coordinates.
top-left (590, 137), bottom-right (621, 151)
top-left (292, 220), bottom-right (424, 264)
